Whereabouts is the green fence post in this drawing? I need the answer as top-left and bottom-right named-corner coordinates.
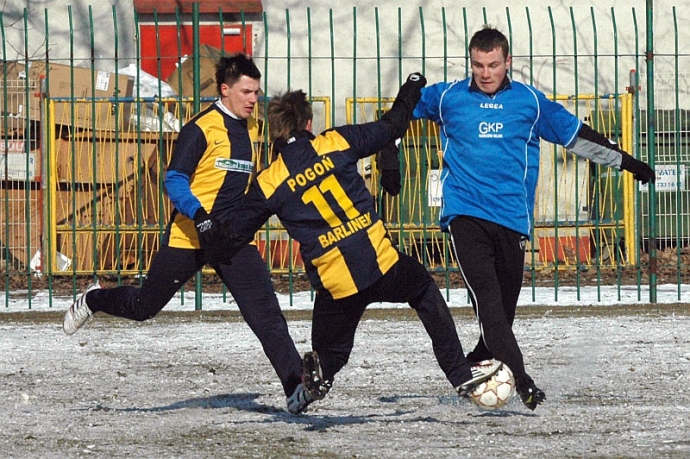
top-left (569, 7), bottom-right (582, 300)
top-left (671, 7), bottom-right (682, 300)
top-left (645, 0), bottom-right (657, 303)
top-left (548, 7), bottom-right (560, 302)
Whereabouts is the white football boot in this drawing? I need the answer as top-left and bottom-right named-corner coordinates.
top-left (63, 282), bottom-right (101, 335)
top-left (286, 383), bottom-right (314, 415)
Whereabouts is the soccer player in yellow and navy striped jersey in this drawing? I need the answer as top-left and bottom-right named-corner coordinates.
top-left (63, 54), bottom-right (303, 408)
top-left (225, 75), bottom-right (502, 412)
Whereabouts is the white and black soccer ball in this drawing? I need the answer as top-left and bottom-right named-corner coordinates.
top-left (469, 360), bottom-right (516, 410)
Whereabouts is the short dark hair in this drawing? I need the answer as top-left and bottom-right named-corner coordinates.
top-left (469, 26), bottom-right (510, 59)
top-left (215, 53), bottom-right (261, 95)
top-left (267, 90), bottom-right (313, 142)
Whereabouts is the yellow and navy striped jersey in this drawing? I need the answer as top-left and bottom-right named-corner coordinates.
top-left (231, 122), bottom-right (399, 299)
top-left (164, 101), bottom-right (259, 249)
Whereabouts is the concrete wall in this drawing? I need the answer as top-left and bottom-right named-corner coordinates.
top-left (2, 2), bottom-right (136, 70)
top-left (3, 1), bottom-right (688, 121)
top-left (255, 1), bottom-right (688, 119)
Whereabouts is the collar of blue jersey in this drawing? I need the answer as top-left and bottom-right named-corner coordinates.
top-left (275, 130), bottom-right (315, 149)
top-left (469, 75), bottom-right (512, 96)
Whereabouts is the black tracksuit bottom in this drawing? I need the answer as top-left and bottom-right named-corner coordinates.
top-left (84, 243), bottom-right (303, 396)
top-left (448, 216), bottom-right (535, 387)
top-left (311, 251), bottom-right (474, 389)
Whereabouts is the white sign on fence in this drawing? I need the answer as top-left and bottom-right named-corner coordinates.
top-left (640, 164), bottom-right (686, 192)
top-left (0, 140), bottom-right (35, 180)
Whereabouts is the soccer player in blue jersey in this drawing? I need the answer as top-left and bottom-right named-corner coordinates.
top-left (222, 75), bottom-right (503, 415)
top-left (63, 54), bottom-right (304, 412)
top-left (404, 26), bottom-right (655, 410)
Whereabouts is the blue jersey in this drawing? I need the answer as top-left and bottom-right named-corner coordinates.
top-left (413, 78), bottom-right (581, 236)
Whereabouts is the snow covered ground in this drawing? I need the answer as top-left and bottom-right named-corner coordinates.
top-left (2, 282), bottom-right (689, 313)
top-left (1, 285), bottom-right (689, 458)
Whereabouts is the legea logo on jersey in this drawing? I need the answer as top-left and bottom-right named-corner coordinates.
top-left (214, 158), bottom-right (254, 174)
top-left (480, 102), bottom-right (503, 109)
top-left (478, 121), bottom-right (504, 138)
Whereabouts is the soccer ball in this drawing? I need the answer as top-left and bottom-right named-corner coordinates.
top-left (469, 360), bottom-right (516, 410)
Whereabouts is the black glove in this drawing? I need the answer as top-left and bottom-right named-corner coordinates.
top-left (620, 152), bottom-right (655, 184)
top-left (381, 72), bottom-right (427, 138)
top-left (378, 139), bottom-right (401, 196)
top-left (194, 207), bottom-right (230, 265)
top-left (395, 72), bottom-right (427, 110)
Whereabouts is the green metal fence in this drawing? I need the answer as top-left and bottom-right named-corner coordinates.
top-left (1, 3), bottom-right (688, 309)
